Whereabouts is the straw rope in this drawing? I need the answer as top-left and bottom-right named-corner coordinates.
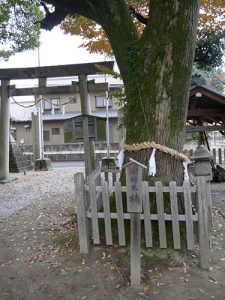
top-left (120, 140), bottom-right (188, 162)
top-left (10, 96), bottom-right (76, 109)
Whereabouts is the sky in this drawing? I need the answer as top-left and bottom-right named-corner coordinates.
top-left (0, 26), bottom-right (106, 69)
top-left (4, 26), bottom-right (117, 120)
top-left (0, 26), bottom-right (119, 89)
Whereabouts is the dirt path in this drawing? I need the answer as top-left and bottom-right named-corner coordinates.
top-left (0, 170), bottom-right (225, 300)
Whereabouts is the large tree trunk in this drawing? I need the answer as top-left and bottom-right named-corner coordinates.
top-left (122, 0), bottom-right (200, 184)
top-left (43, 0), bottom-right (200, 183)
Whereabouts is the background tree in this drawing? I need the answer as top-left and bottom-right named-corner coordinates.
top-left (61, 1), bottom-right (148, 56)
top-left (0, 0), bottom-right (42, 60)
top-left (61, 0), bottom-right (225, 68)
top-left (192, 64), bottom-right (225, 92)
top-left (195, 30), bottom-right (225, 70)
top-left (199, 0), bottom-right (225, 33)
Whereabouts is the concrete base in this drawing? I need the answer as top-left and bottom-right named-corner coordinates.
top-left (35, 158), bottom-right (52, 171)
top-left (101, 157), bottom-right (117, 172)
top-left (0, 177), bottom-right (18, 184)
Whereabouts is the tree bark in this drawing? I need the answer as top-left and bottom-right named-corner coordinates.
top-left (123, 0), bottom-right (200, 183)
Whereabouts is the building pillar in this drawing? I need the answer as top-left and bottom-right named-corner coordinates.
top-left (0, 79), bottom-right (10, 182)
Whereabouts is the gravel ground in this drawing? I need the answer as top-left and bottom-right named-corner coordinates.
top-left (0, 169), bottom-right (225, 300)
top-left (0, 169), bottom-right (222, 220)
top-left (0, 168), bottom-right (84, 219)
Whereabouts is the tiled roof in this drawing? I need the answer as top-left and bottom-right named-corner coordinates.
top-left (13, 109), bottom-right (118, 122)
top-left (42, 110), bottom-right (118, 121)
top-left (190, 84), bottom-right (225, 100)
top-left (42, 111), bottom-right (80, 121)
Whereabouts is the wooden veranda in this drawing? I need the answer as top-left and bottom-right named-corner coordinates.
top-left (187, 84), bottom-right (225, 136)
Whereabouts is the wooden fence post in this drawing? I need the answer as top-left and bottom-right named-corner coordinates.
top-left (89, 173), bottom-right (100, 244)
top-left (196, 176), bottom-right (209, 269)
top-left (130, 212), bottom-right (141, 284)
top-left (74, 172), bottom-right (89, 254)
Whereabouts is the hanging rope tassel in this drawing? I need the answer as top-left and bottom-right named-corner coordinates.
top-left (117, 149), bottom-right (125, 170)
top-left (148, 148), bottom-right (157, 176)
top-left (119, 140), bottom-right (190, 183)
top-left (183, 161), bottom-right (189, 182)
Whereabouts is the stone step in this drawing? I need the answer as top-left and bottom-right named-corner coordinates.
top-left (9, 141), bottom-right (33, 173)
top-left (9, 165), bottom-right (33, 173)
top-left (10, 150), bottom-right (22, 157)
top-left (10, 160), bottom-right (32, 169)
top-left (9, 155), bottom-right (31, 163)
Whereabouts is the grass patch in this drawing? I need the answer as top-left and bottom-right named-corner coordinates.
top-left (64, 206), bottom-right (76, 218)
top-left (49, 228), bottom-right (79, 250)
top-left (141, 249), bottom-right (185, 269)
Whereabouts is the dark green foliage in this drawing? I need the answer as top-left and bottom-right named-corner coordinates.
top-left (195, 30), bottom-right (225, 70)
top-left (192, 65), bottom-right (225, 92)
top-left (0, 0), bottom-right (42, 60)
top-left (185, 132), bottom-right (210, 143)
top-left (213, 165), bottom-right (225, 182)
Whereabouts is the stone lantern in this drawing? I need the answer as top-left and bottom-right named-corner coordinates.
top-left (190, 145), bottom-right (213, 180)
top-left (190, 145), bottom-right (214, 230)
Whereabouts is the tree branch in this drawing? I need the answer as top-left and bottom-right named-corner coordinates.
top-left (130, 6), bottom-right (148, 25)
top-left (35, 0), bottom-right (98, 31)
top-left (88, 0), bottom-right (138, 80)
top-left (34, 1), bottom-right (68, 30)
top-left (36, 0), bottom-right (138, 83)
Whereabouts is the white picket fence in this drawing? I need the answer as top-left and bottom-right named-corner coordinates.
top-left (74, 168), bottom-right (210, 273)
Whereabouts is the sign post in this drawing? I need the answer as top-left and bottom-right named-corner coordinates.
top-left (125, 159), bottom-right (146, 285)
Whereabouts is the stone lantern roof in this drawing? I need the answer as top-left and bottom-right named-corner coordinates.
top-left (190, 145), bottom-right (213, 161)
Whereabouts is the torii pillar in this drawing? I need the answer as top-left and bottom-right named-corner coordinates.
top-left (0, 79), bottom-right (10, 183)
top-left (79, 74), bottom-right (96, 177)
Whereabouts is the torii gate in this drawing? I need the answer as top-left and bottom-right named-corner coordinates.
top-left (0, 61), bottom-right (114, 183)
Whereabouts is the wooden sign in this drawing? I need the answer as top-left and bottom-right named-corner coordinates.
top-left (126, 162), bottom-right (143, 213)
